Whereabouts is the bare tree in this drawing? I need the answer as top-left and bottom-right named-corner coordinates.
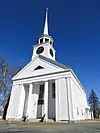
top-left (0, 59), bottom-right (8, 109)
top-left (0, 59), bottom-right (17, 119)
top-left (2, 63), bottom-right (22, 120)
top-left (0, 59), bottom-right (23, 119)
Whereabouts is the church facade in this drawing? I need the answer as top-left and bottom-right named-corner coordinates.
top-left (6, 9), bottom-right (91, 122)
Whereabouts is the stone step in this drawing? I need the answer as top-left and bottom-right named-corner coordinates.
top-left (28, 118), bottom-right (54, 122)
top-left (28, 119), bottom-right (41, 122)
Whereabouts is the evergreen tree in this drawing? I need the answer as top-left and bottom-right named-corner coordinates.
top-left (88, 89), bottom-right (100, 119)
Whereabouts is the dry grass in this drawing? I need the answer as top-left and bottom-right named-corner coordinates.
top-left (14, 122), bottom-right (56, 126)
top-left (0, 119), bottom-right (100, 126)
top-left (79, 119), bottom-right (100, 124)
top-left (0, 119), bottom-right (56, 126)
top-left (0, 119), bottom-right (8, 124)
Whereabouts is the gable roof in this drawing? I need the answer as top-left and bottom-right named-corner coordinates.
top-left (39, 55), bottom-right (70, 69)
top-left (13, 55), bottom-right (70, 80)
top-left (13, 55), bottom-right (86, 94)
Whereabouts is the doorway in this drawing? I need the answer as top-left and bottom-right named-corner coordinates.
top-left (37, 84), bottom-right (44, 118)
top-left (48, 81), bottom-right (55, 120)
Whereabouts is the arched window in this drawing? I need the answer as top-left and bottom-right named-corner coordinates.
top-left (40, 38), bottom-right (43, 44)
top-left (45, 38), bottom-right (49, 42)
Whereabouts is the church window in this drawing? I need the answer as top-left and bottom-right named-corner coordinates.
top-left (50, 48), bottom-right (53, 57)
top-left (39, 85), bottom-right (44, 99)
top-left (40, 38), bottom-right (43, 44)
top-left (38, 85), bottom-right (44, 105)
top-left (36, 46), bottom-right (44, 54)
top-left (77, 107), bottom-right (79, 116)
top-left (52, 83), bottom-right (55, 98)
top-left (45, 38), bottom-right (49, 42)
top-left (81, 109), bottom-right (83, 116)
top-left (34, 65), bottom-right (44, 70)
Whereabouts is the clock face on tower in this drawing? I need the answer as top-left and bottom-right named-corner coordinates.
top-left (36, 46), bottom-right (44, 54)
top-left (50, 48), bottom-right (53, 57)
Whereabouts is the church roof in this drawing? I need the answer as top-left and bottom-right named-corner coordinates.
top-left (38, 55), bottom-right (70, 70)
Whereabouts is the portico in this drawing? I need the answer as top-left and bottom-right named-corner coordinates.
top-left (8, 71), bottom-right (73, 121)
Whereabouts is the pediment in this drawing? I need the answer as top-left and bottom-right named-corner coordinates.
top-left (13, 55), bottom-right (69, 80)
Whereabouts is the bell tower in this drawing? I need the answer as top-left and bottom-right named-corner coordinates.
top-left (32, 9), bottom-right (56, 61)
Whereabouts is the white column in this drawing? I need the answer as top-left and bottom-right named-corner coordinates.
top-left (44, 81), bottom-right (48, 121)
top-left (6, 84), bottom-right (22, 119)
top-left (55, 79), bottom-right (60, 122)
top-left (26, 83), bottom-right (33, 118)
top-left (17, 84), bottom-right (25, 118)
top-left (6, 84), bottom-right (16, 119)
top-left (66, 78), bottom-right (73, 121)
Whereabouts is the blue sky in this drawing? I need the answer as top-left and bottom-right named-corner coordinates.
top-left (0, 0), bottom-right (100, 97)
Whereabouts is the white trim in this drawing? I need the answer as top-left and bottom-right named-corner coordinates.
top-left (13, 56), bottom-right (39, 80)
top-left (13, 71), bottom-right (71, 84)
top-left (33, 43), bottom-right (56, 52)
top-left (70, 70), bottom-right (86, 94)
top-left (13, 56), bottom-right (60, 80)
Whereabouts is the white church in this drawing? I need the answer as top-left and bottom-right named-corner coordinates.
top-left (6, 9), bottom-right (92, 122)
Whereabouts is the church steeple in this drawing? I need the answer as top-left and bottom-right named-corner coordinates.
top-left (43, 8), bottom-right (48, 35)
top-left (32, 9), bottom-right (56, 61)
top-left (37, 8), bottom-right (53, 45)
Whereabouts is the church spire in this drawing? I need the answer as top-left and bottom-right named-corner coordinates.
top-left (32, 9), bottom-right (55, 61)
top-left (43, 8), bottom-right (48, 35)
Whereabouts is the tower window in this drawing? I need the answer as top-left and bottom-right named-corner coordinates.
top-left (50, 48), bottom-right (53, 57)
top-left (50, 41), bottom-right (52, 44)
top-left (36, 46), bottom-right (44, 54)
top-left (45, 38), bottom-right (49, 42)
top-left (40, 38), bottom-right (43, 44)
